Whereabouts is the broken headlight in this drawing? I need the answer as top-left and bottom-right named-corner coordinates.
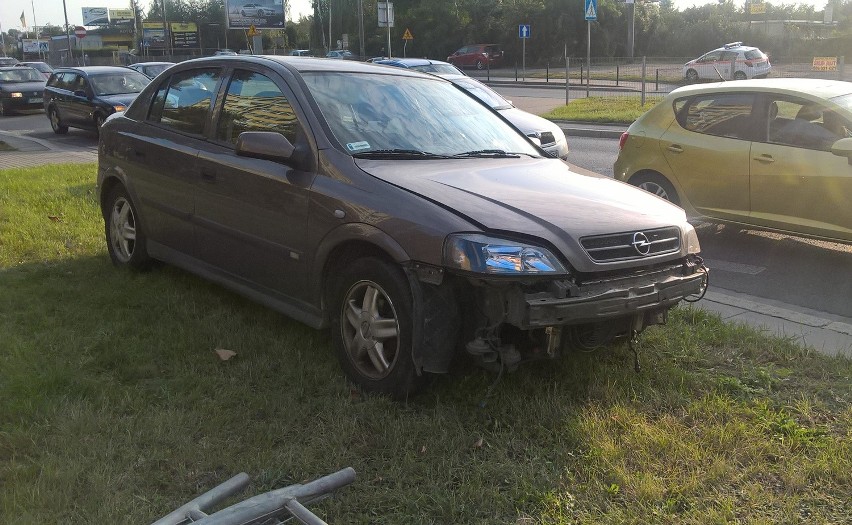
top-left (444, 234), bottom-right (568, 275)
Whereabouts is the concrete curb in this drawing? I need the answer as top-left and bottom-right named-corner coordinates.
top-left (553, 122), bottom-right (626, 139)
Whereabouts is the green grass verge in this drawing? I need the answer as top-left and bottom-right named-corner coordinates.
top-left (2, 165), bottom-right (851, 523)
top-left (542, 96), bottom-right (663, 124)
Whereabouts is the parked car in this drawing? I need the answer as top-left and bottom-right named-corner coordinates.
top-left (44, 66), bottom-right (151, 134)
top-left (97, 55), bottom-right (707, 398)
top-left (127, 61), bottom-right (175, 79)
top-left (325, 50), bottom-right (354, 59)
top-left (214, 49), bottom-right (238, 56)
top-left (683, 42), bottom-right (771, 82)
top-left (375, 58), bottom-right (569, 159)
top-left (0, 66), bottom-right (46, 116)
top-left (16, 61), bottom-right (54, 80)
top-left (289, 49), bottom-right (312, 57)
top-left (614, 78), bottom-right (852, 244)
top-left (0, 57), bottom-right (19, 66)
top-left (447, 44), bottom-right (503, 70)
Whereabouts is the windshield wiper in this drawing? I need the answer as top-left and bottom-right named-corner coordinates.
top-left (353, 149), bottom-right (453, 159)
top-left (453, 149), bottom-right (522, 158)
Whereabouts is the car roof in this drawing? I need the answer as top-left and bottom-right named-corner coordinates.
top-left (669, 78), bottom-right (852, 100)
top-left (53, 66), bottom-right (140, 75)
top-left (172, 55), bottom-right (435, 77)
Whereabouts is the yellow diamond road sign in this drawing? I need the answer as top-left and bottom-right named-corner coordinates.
top-left (403, 28), bottom-right (413, 40)
top-left (247, 24), bottom-right (258, 37)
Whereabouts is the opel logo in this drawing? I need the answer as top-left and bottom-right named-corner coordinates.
top-left (632, 232), bottom-right (651, 256)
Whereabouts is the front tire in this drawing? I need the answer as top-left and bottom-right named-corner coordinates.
top-left (630, 172), bottom-right (680, 205)
top-left (0, 99), bottom-right (11, 116)
top-left (94, 113), bottom-right (106, 135)
top-left (685, 69), bottom-right (698, 82)
top-left (475, 59), bottom-right (485, 70)
top-left (49, 106), bottom-right (68, 134)
top-left (733, 71), bottom-right (747, 80)
top-left (104, 185), bottom-right (151, 270)
top-left (329, 257), bottom-right (424, 398)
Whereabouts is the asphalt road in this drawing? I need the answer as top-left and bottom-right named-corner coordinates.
top-left (3, 109), bottom-right (851, 322)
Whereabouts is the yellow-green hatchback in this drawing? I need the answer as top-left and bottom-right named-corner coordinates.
top-left (615, 79), bottom-right (852, 244)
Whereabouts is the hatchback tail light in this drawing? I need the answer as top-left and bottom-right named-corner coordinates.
top-left (618, 132), bottom-right (629, 150)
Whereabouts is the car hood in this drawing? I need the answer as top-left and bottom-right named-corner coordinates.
top-left (354, 157), bottom-right (692, 272)
top-left (99, 93), bottom-right (140, 106)
top-left (0, 81), bottom-right (45, 93)
top-left (498, 107), bottom-right (564, 140)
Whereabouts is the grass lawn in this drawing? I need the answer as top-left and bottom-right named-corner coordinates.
top-left (1, 164), bottom-right (851, 524)
top-left (541, 97), bottom-right (663, 125)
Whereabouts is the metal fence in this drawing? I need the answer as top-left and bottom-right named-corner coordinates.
top-left (466, 56), bottom-right (848, 101)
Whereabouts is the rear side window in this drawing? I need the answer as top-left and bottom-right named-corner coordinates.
top-left (148, 68), bottom-right (221, 135)
top-left (744, 50), bottom-right (764, 60)
top-left (680, 93), bottom-right (755, 139)
top-left (216, 69), bottom-right (299, 145)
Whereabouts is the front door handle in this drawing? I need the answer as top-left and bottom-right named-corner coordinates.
top-left (666, 144), bottom-right (683, 154)
top-left (753, 154), bottom-right (775, 163)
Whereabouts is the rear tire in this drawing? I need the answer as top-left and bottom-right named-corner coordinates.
top-left (733, 71), bottom-right (747, 80)
top-left (104, 185), bottom-right (152, 270)
top-left (475, 59), bottom-right (485, 70)
top-left (630, 172), bottom-right (680, 206)
top-left (329, 257), bottom-right (424, 399)
top-left (49, 106), bottom-right (68, 134)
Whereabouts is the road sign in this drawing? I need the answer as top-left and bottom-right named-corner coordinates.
top-left (247, 24), bottom-right (258, 37)
top-left (518, 24), bottom-right (530, 39)
top-left (585, 0), bottom-right (597, 21)
top-left (74, 26), bottom-right (87, 39)
top-left (403, 28), bottom-right (413, 40)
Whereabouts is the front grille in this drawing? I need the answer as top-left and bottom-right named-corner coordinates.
top-left (539, 131), bottom-right (556, 146)
top-left (581, 227), bottom-right (681, 262)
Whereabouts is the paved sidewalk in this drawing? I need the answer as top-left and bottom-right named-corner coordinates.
top-left (0, 130), bottom-right (97, 169)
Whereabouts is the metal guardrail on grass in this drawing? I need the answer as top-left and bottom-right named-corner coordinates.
top-left (151, 467), bottom-right (356, 525)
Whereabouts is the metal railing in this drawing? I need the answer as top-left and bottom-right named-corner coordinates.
top-left (151, 467), bottom-right (356, 525)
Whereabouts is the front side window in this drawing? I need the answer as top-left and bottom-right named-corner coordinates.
top-left (151, 68), bottom-right (221, 135)
top-left (766, 97), bottom-right (851, 151)
top-left (681, 93), bottom-right (754, 139)
top-left (302, 72), bottom-right (539, 157)
top-left (216, 69), bottom-right (298, 145)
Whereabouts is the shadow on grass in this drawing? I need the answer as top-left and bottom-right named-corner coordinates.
top-left (1, 252), bottom-right (851, 523)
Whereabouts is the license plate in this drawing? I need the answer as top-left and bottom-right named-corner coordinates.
top-left (30, 97), bottom-right (43, 103)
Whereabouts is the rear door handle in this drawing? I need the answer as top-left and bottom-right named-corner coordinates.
top-left (666, 144), bottom-right (683, 154)
top-left (753, 154), bottom-right (774, 163)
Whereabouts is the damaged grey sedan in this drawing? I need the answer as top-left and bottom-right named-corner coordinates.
top-left (97, 56), bottom-right (708, 398)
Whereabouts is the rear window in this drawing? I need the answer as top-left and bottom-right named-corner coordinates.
top-left (744, 50), bottom-right (764, 60)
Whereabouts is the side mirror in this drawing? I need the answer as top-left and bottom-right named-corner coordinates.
top-left (236, 131), bottom-right (295, 162)
top-left (830, 137), bottom-right (852, 165)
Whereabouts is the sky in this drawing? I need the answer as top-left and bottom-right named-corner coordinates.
top-left (0, 0), bottom-right (831, 35)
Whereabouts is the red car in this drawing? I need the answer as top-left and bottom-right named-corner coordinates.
top-left (447, 44), bottom-right (503, 70)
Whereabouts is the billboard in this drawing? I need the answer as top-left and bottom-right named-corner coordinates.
top-left (22, 39), bottom-right (49, 53)
top-left (82, 7), bottom-right (110, 26)
top-left (226, 0), bottom-right (285, 29)
top-left (142, 21), bottom-right (167, 50)
top-left (170, 22), bottom-right (199, 49)
top-left (109, 8), bottom-right (134, 24)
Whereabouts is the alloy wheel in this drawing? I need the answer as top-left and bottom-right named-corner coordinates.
top-left (109, 196), bottom-right (137, 263)
top-left (340, 280), bottom-right (401, 380)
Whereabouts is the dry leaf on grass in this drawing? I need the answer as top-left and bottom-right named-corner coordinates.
top-left (215, 349), bottom-right (237, 361)
top-left (420, 445), bottom-right (427, 454)
top-left (473, 437), bottom-right (484, 448)
top-left (48, 215), bottom-right (62, 222)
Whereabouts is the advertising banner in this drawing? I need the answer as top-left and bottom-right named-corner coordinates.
top-left (225, 0), bottom-right (285, 29)
top-left (109, 8), bottom-right (134, 24)
top-left (82, 7), bottom-right (110, 26)
top-left (170, 22), bottom-right (199, 48)
top-left (22, 39), bottom-right (49, 53)
top-left (142, 22), bottom-right (167, 49)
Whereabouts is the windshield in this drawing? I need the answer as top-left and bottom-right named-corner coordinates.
top-left (89, 71), bottom-right (151, 95)
top-left (303, 72), bottom-right (538, 157)
top-left (0, 68), bottom-right (43, 82)
top-left (411, 63), bottom-right (462, 75)
top-left (450, 77), bottom-right (513, 110)
top-left (830, 93), bottom-right (852, 113)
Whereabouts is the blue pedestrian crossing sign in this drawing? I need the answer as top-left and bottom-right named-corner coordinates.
top-left (585, 0), bottom-right (597, 20)
top-left (518, 24), bottom-right (530, 39)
